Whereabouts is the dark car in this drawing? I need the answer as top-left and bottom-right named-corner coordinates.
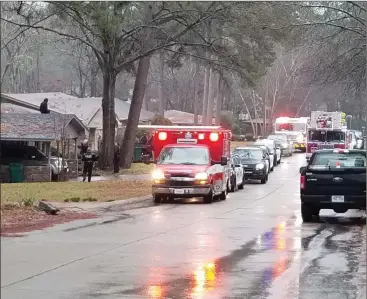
top-left (267, 133), bottom-right (293, 157)
top-left (232, 147), bottom-right (269, 184)
top-left (249, 144), bottom-right (271, 174)
top-left (299, 149), bottom-right (366, 222)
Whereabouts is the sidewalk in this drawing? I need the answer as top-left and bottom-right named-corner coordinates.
top-left (69, 173), bottom-right (151, 182)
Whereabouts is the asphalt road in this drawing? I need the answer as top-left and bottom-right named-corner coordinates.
top-left (2, 153), bottom-right (366, 299)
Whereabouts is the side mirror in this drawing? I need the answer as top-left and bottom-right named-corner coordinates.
top-left (220, 156), bottom-right (228, 166)
top-left (299, 166), bottom-right (306, 174)
top-left (31, 156), bottom-right (36, 159)
top-left (235, 164), bottom-right (241, 168)
top-left (306, 156), bottom-right (310, 162)
top-left (276, 147), bottom-right (280, 150)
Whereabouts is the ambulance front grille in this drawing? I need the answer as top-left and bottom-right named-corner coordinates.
top-left (317, 144), bottom-right (334, 150)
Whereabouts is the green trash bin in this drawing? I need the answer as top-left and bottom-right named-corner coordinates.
top-left (133, 145), bottom-right (144, 162)
top-left (9, 163), bottom-right (24, 183)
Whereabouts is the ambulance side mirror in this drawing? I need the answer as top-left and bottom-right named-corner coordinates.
top-left (220, 156), bottom-right (228, 166)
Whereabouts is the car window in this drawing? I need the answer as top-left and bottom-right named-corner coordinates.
top-left (311, 152), bottom-right (366, 168)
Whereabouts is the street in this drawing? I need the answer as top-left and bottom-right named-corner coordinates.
top-left (1, 153), bottom-right (366, 299)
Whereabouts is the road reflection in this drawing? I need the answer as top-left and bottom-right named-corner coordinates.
top-left (190, 261), bottom-right (217, 298)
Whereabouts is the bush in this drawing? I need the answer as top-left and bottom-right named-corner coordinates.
top-left (232, 123), bottom-right (241, 135)
top-left (220, 111), bottom-right (234, 130)
top-left (244, 133), bottom-right (255, 141)
top-left (151, 115), bottom-right (173, 125)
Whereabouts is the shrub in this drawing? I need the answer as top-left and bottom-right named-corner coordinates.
top-left (151, 115), bottom-right (173, 125)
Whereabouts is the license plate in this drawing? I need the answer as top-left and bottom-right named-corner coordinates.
top-left (332, 195), bottom-right (344, 203)
top-left (174, 189), bottom-right (192, 194)
top-left (245, 171), bottom-right (252, 174)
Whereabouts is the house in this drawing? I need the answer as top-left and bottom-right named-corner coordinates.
top-left (164, 110), bottom-right (215, 125)
top-left (1, 92), bottom-right (155, 150)
top-left (0, 113), bottom-right (88, 182)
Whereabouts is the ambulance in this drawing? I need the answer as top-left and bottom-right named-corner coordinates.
top-left (273, 117), bottom-right (310, 152)
top-left (141, 126), bottom-right (232, 204)
top-left (306, 111), bottom-right (352, 159)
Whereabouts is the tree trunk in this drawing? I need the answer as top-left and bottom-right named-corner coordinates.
top-left (193, 62), bottom-right (200, 125)
top-left (206, 65), bottom-right (215, 125)
top-left (90, 58), bottom-right (98, 97)
top-left (120, 55), bottom-right (152, 169)
top-left (158, 51), bottom-right (165, 116)
top-left (215, 75), bottom-right (223, 125)
top-left (100, 68), bottom-right (117, 169)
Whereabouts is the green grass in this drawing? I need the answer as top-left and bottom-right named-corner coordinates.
top-left (1, 180), bottom-right (152, 204)
top-left (231, 141), bottom-right (248, 151)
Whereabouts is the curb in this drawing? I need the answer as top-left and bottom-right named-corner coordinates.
top-left (91, 195), bottom-right (152, 212)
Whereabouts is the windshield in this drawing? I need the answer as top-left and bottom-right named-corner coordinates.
top-left (233, 149), bottom-right (263, 160)
top-left (268, 134), bottom-right (287, 142)
top-left (311, 152), bottom-right (366, 168)
top-left (308, 130), bottom-right (345, 142)
top-left (275, 122), bottom-right (306, 132)
top-left (157, 147), bottom-right (210, 165)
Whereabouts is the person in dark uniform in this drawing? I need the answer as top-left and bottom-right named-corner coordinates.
top-left (40, 98), bottom-right (50, 114)
top-left (113, 142), bottom-right (120, 173)
top-left (82, 149), bottom-right (98, 182)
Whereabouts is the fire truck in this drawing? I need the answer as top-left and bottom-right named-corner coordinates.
top-left (273, 117), bottom-right (309, 152)
top-left (142, 126), bottom-right (232, 204)
top-left (306, 111), bottom-right (352, 158)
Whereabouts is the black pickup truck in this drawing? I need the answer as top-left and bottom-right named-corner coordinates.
top-left (299, 149), bottom-right (366, 222)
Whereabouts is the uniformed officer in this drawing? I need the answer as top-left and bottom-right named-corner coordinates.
top-left (82, 149), bottom-right (98, 182)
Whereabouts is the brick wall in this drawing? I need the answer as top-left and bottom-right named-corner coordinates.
top-left (0, 165), bottom-right (51, 183)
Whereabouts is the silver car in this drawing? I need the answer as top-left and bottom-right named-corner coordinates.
top-left (267, 133), bottom-right (293, 157)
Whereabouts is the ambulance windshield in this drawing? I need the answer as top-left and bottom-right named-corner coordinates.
top-left (275, 122), bottom-right (306, 132)
top-left (157, 146), bottom-right (210, 165)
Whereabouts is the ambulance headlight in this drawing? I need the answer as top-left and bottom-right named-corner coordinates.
top-left (195, 172), bottom-right (208, 180)
top-left (281, 143), bottom-right (288, 148)
top-left (297, 135), bottom-right (303, 143)
top-left (209, 132), bottom-right (219, 142)
top-left (152, 169), bottom-right (165, 180)
top-left (256, 163), bottom-right (265, 170)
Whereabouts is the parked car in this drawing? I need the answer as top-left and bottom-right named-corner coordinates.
top-left (254, 139), bottom-right (281, 167)
top-left (232, 147), bottom-right (269, 184)
top-left (299, 149), bottom-right (366, 222)
top-left (0, 143), bottom-right (68, 180)
top-left (250, 145), bottom-right (271, 173)
top-left (229, 154), bottom-right (245, 192)
top-left (350, 130), bottom-right (364, 149)
top-left (267, 133), bottom-right (293, 157)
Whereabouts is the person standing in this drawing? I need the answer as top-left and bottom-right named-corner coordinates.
top-left (82, 149), bottom-right (98, 182)
top-left (40, 98), bottom-right (50, 114)
top-left (113, 142), bottom-right (120, 174)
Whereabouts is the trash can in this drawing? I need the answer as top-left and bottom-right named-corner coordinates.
top-left (133, 145), bottom-right (144, 162)
top-left (9, 163), bottom-right (24, 183)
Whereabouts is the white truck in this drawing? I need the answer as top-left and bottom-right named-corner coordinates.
top-left (273, 117), bottom-right (310, 152)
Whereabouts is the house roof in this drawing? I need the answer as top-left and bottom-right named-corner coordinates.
top-left (1, 93), bottom-right (155, 129)
top-left (1, 113), bottom-right (86, 141)
top-left (164, 110), bottom-right (215, 125)
top-left (1, 102), bottom-right (39, 114)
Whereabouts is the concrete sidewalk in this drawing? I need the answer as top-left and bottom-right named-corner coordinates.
top-left (68, 173), bottom-right (150, 182)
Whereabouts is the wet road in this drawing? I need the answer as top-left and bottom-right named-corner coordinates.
top-left (2, 153), bottom-right (366, 299)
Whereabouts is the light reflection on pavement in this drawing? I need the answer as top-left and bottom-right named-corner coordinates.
top-left (1, 153), bottom-right (365, 299)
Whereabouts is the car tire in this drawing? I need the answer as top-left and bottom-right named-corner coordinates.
top-left (238, 176), bottom-right (244, 190)
top-left (277, 157), bottom-right (281, 164)
top-left (301, 204), bottom-right (313, 222)
top-left (203, 191), bottom-right (213, 204)
top-left (153, 195), bottom-right (163, 204)
top-left (270, 165), bottom-right (274, 172)
top-left (260, 176), bottom-right (267, 184)
top-left (220, 190), bottom-right (227, 201)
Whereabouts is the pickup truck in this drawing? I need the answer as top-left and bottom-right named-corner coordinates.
top-left (299, 149), bottom-right (366, 222)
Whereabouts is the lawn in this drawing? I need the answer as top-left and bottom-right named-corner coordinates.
top-left (1, 180), bottom-right (152, 204)
top-left (98, 163), bottom-right (154, 176)
top-left (231, 141), bottom-right (248, 151)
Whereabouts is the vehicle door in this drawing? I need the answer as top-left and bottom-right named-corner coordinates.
top-left (233, 156), bottom-right (243, 184)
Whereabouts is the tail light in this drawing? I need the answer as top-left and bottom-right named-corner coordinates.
top-left (198, 133), bottom-right (205, 140)
top-left (300, 175), bottom-right (305, 190)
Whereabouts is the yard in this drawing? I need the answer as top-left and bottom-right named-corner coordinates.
top-left (1, 180), bottom-right (152, 204)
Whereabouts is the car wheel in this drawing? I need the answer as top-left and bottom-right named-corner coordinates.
top-left (260, 176), bottom-right (267, 184)
top-left (265, 174), bottom-right (269, 181)
top-left (277, 156), bottom-right (281, 164)
top-left (220, 190), bottom-right (227, 201)
top-left (203, 190), bottom-right (213, 204)
top-left (238, 176), bottom-right (244, 190)
top-left (270, 165), bottom-right (274, 171)
top-left (301, 204), bottom-right (313, 222)
top-left (153, 195), bottom-right (163, 204)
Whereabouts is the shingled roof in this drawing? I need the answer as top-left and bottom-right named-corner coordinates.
top-left (1, 113), bottom-right (87, 141)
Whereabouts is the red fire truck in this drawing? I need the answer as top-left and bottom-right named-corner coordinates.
top-left (142, 125), bottom-right (232, 204)
top-left (306, 111), bottom-right (352, 159)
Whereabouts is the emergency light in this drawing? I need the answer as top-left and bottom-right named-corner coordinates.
top-left (209, 132), bottom-right (219, 142)
top-left (158, 132), bottom-right (167, 141)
